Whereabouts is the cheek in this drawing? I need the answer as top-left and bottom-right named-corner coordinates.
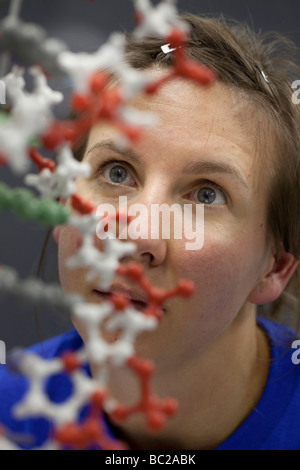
top-left (180, 242), bottom-right (242, 305)
top-left (171, 230), bottom-right (265, 323)
top-left (178, 214), bottom-right (268, 292)
top-left (177, 229), bottom-right (240, 280)
top-left (57, 225), bottom-right (83, 293)
top-left (57, 221), bottom-right (107, 296)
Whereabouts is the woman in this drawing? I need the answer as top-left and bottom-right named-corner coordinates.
top-left (1, 13), bottom-right (300, 450)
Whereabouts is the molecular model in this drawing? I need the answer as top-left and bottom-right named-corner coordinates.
top-left (0, 0), bottom-right (215, 450)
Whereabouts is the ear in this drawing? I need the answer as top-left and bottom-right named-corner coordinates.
top-left (248, 251), bottom-right (299, 305)
top-left (53, 226), bottom-right (60, 244)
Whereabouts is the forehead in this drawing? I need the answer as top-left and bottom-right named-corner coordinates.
top-left (142, 78), bottom-right (261, 154)
top-left (86, 77), bottom-right (271, 189)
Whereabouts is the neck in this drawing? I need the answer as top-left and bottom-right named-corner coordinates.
top-left (97, 307), bottom-right (270, 450)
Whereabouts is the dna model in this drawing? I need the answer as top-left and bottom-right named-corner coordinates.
top-left (0, 0), bottom-right (215, 449)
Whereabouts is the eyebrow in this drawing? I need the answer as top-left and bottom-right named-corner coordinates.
top-left (182, 160), bottom-right (249, 190)
top-left (86, 139), bottom-right (140, 165)
top-left (86, 139), bottom-right (249, 190)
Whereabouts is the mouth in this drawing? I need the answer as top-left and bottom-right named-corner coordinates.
top-left (92, 286), bottom-right (167, 315)
top-left (92, 289), bottom-right (149, 313)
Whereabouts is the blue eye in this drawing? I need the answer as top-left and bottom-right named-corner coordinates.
top-left (103, 163), bottom-right (135, 186)
top-left (193, 185), bottom-right (226, 205)
top-left (109, 165), bottom-right (128, 183)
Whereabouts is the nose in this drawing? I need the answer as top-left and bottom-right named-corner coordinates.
top-left (118, 189), bottom-right (169, 268)
top-left (127, 233), bottom-right (168, 268)
top-left (123, 207), bottom-right (168, 268)
top-left (94, 183), bottom-right (172, 268)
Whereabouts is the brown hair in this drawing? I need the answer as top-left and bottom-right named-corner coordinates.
top-left (43, 13), bottom-right (300, 330)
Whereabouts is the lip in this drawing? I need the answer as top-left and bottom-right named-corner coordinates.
top-left (92, 284), bottom-right (166, 313)
top-left (98, 283), bottom-right (148, 303)
top-left (92, 288), bottom-right (148, 312)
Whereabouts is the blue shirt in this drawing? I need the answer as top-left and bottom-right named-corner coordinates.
top-left (0, 317), bottom-right (299, 450)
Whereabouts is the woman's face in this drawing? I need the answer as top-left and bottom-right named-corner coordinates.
top-left (57, 78), bottom-right (275, 369)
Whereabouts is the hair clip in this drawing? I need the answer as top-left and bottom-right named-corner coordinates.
top-left (260, 69), bottom-right (269, 83)
top-left (255, 64), bottom-right (269, 83)
top-left (160, 43), bottom-right (179, 53)
top-left (160, 40), bottom-right (202, 54)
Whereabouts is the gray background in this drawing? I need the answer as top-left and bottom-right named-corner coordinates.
top-left (0, 0), bottom-right (300, 351)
